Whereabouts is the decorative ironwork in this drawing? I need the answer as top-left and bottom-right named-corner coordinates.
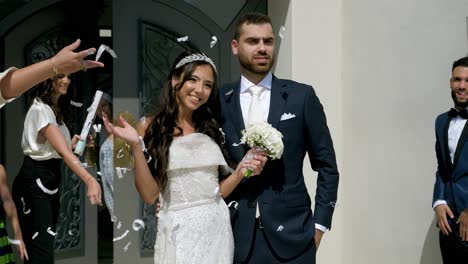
top-left (140, 21), bottom-right (193, 116)
top-left (54, 164), bottom-right (84, 252)
top-left (26, 28), bottom-right (71, 65)
top-left (139, 21), bottom-right (195, 254)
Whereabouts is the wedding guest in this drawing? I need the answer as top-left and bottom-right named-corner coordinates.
top-left (0, 39), bottom-right (104, 109)
top-left (12, 73), bottom-right (102, 263)
top-left (0, 165), bottom-right (28, 263)
top-left (433, 56), bottom-right (468, 263)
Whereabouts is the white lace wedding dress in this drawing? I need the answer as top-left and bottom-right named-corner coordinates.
top-left (154, 133), bottom-right (234, 264)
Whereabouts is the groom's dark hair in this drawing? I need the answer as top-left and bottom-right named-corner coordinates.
top-left (234, 12), bottom-right (273, 41)
top-left (452, 56), bottom-right (468, 71)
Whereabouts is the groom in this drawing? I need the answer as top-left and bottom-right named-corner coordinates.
top-left (219, 13), bottom-right (339, 263)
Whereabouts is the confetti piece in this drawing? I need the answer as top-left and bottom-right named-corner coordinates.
top-left (93, 124), bottom-right (102, 133)
top-left (20, 197), bottom-right (31, 214)
top-left (116, 149), bottom-right (125, 159)
top-left (36, 178), bottom-right (58, 195)
top-left (210, 36), bottom-right (218, 48)
top-left (117, 221), bottom-right (122, 230)
top-left (68, 230), bottom-right (74, 236)
top-left (140, 116), bottom-right (147, 125)
top-left (132, 219), bottom-right (145, 231)
top-left (47, 227), bottom-right (57, 236)
top-left (95, 44), bottom-right (118, 62)
top-left (278, 25), bottom-right (286, 39)
top-left (227, 201), bottom-right (238, 209)
top-left (113, 230), bottom-right (129, 242)
top-left (123, 241), bottom-right (131, 252)
top-left (116, 167), bottom-right (123, 179)
top-left (32, 232), bottom-right (38, 240)
top-left (177, 36), bottom-right (188, 42)
top-left (111, 215), bottom-right (117, 222)
top-left (277, 225), bottom-right (284, 232)
top-left (70, 101), bottom-right (83, 107)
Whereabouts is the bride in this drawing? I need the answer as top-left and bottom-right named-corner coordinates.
top-left (103, 51), bottom-right (267, 264)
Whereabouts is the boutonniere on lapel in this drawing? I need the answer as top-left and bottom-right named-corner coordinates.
top-left (238, 122), bottom-right (284, 178)
top-left (280, 113), bottom-right (296, 121)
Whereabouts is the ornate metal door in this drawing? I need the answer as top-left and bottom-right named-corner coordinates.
top-left (0, 1), bottom-right (106, 263)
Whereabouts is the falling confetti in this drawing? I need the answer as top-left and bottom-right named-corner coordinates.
top-left (20, 197), bottom-right (31, 214)
top-left (47, 227), bottom-right (57, 236)
top-left (70, 100), bottom-right (83, 107)
top-left (113, 230), bottom-right (129, 242)
top-left (278, 25), bottom-right (286, 39)
top-left (95, 44), bottom-right (118, 62)
top-left (32, 232), bottom-right (39, 240)
top-left (210, 36), bottom-right (218, 48)
top-left (36, 178), bottom-right (58, 195)
top-left (177, 36), bottom-right (189, 42)
top-left (227, 201), bottom-right (238, 209)
top-left (132, 219), bottom-right (145, 231)
top-left (93, 124), bottom-right (102, 133)
top-left (123, 241), bottom-right (131, 252)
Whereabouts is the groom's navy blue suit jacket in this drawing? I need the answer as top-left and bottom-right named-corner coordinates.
top-left (433, 112), bottom-right (468, 225)
top-left (219, 76), bottom-right (339, 261)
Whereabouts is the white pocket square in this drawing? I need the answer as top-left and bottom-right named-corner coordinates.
top-left (280, 113), bottom-right (296, 121)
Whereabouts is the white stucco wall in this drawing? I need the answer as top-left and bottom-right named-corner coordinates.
top-left (270, 0), bottom-right (468, 263)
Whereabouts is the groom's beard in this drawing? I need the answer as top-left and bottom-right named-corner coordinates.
top-left (451, 90), bottom-right (468, 109)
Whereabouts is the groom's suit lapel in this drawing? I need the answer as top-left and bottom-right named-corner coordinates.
top-left (222, 81), bottom-right (245, 140)
top-left (222, 77), bottom-right (289, 136)
top-left (442, 115), bottom-right (453, 172)
top-left (267, 76), bottom-right (288, 129)
top-left (453, 120), bottom-right (468, 168)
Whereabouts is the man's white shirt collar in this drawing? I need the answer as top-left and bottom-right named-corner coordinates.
top-left (240, 72), bottom-right (273, 94)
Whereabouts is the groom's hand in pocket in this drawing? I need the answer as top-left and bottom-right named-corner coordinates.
top-left (314, 229), bottom-right (324, 251)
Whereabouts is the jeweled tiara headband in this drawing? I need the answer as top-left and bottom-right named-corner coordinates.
top-left (175, 53), bottom-right (217, 73)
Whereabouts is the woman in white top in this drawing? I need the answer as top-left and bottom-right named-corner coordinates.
top-left (12, 73), bottom-right (102, 264)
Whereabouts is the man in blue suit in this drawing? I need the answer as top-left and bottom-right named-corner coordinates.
top-left (219, 13), bottom-right (339, 263)
top-left (433, 56), bottom-right (468, 263)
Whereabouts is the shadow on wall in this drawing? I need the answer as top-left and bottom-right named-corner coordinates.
top-left (420, 217), bottom-right (442, 264)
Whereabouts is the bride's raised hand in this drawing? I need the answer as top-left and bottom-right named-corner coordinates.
top-left (102, 114), bottom-right (139, 146)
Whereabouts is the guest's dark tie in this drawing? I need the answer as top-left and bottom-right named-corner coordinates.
top-left (448, 108), bottom-right (468, 119)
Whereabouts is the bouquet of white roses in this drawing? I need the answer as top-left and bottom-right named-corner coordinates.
top-left (240, 122), bottom-right (284, 177)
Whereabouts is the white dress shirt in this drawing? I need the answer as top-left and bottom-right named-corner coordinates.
top-left (22, 99), bottom-right (71, 160)
top-left (433, 108), bottom-right (468, 209)
top-left (239, 73), bottom-right (272, 125)
top-left (239, 73), bottom-right (328, 232)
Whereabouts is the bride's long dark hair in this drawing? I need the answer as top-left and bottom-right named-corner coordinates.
top-left (144, 51), bottom-right (229, 193)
